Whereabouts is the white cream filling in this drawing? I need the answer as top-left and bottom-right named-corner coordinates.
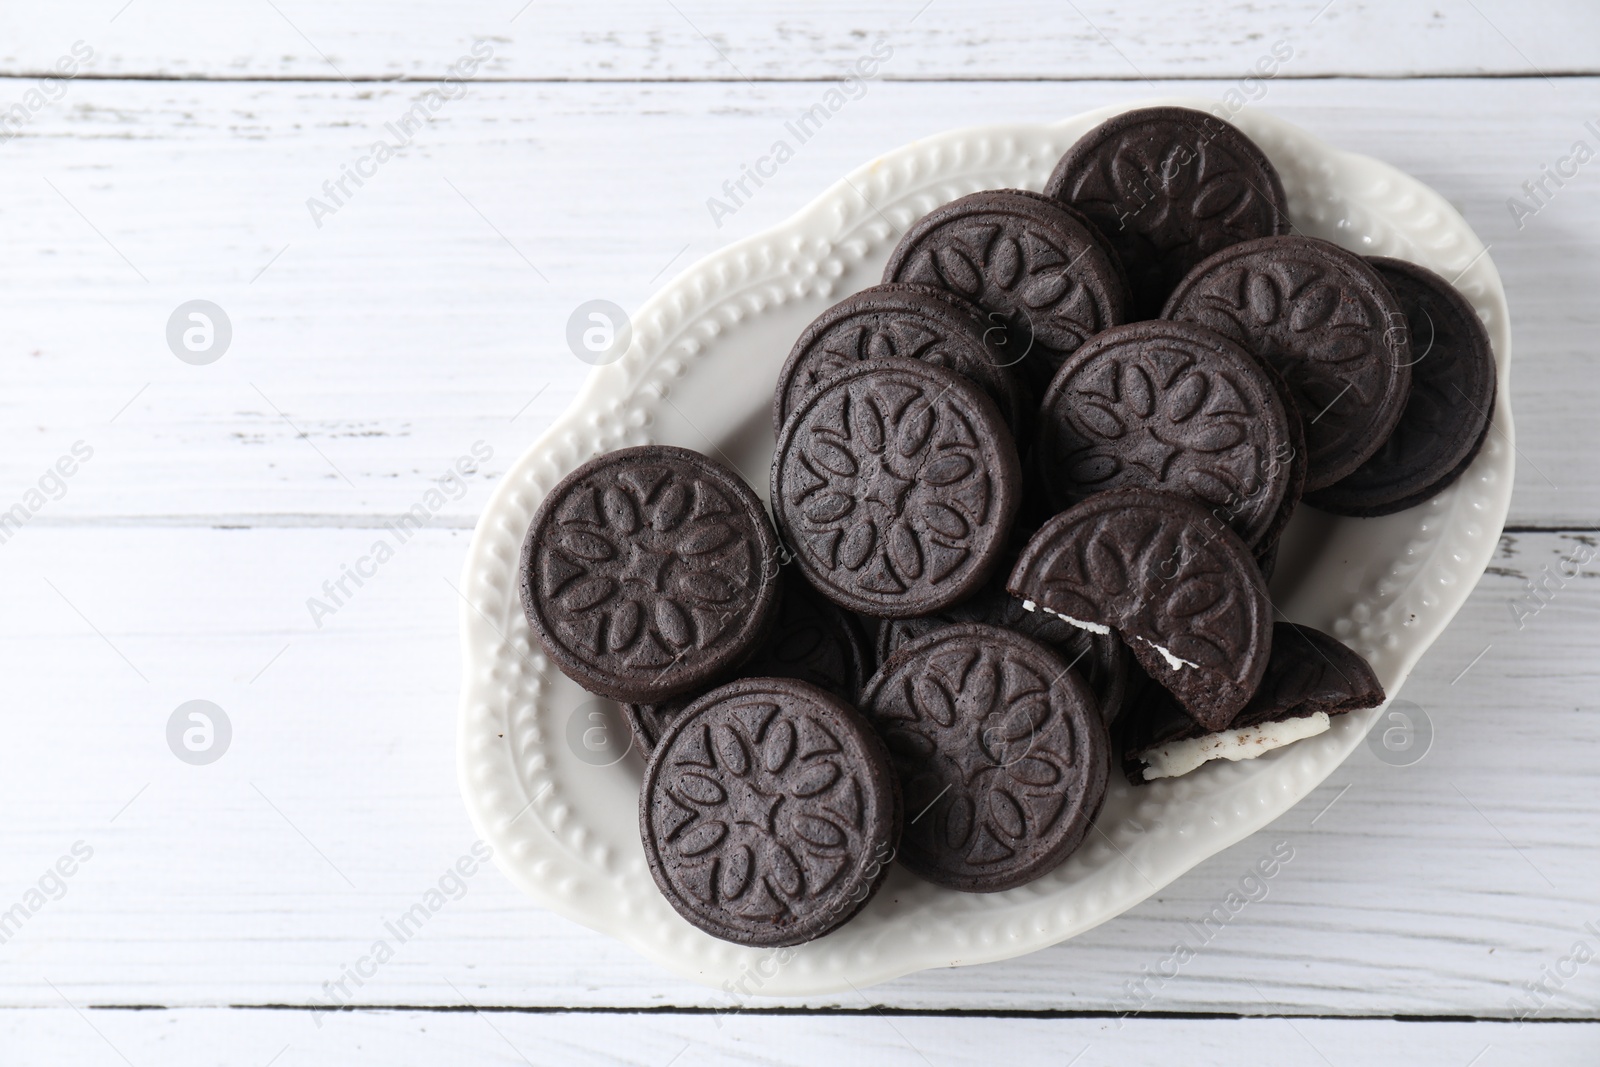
top-left (1139, 712), bottom-right (1332, 781)
top-left (1019, 599), bottom-right (1111, 635)
top-left (1135, 636), bottom-right (1199, 671)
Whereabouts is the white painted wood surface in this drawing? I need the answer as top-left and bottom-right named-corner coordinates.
top-left (2, 2), bottom-right (1599, 1062)
top-left (3, 1009), bottom-right (1596, 1067)
top-left (1, 1), bottom-right (1597, 80)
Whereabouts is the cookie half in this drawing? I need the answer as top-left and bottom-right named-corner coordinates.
top-left (1120, 623), bottom-right (1384, 782)
top-left (1008, 487), bottom-right (1272, 730)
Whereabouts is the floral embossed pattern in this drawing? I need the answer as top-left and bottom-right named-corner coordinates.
top-left (882, 190), bottom-right (1129, 389)
top-left (861, 624), bottom-right (1108, 892)
top-left (641, 679), bottom-right (899, 947)
top-left (1008, 488), bottom-right (1271, 730)
top-left (1035, 321), bottom-right (1293, 548)
top-left (520, 445), bottom-right (780, 702)
top-left (773, 284), bottom-right (1025, 436)
top-left (771, 358), bottom-right (1022, 619)
top-left (1162, 236), bottom-right (1413, 491)
top-left (1047, 107), bottom-right (1290, 318)
top-left (1306, 257), bottom-right (1497, 515)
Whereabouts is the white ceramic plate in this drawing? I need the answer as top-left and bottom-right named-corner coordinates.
top-left (455, 99), bottom-right (1514, 995)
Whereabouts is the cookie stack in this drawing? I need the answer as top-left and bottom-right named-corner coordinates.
top-left (520, 106), bottom-right (1496, 948)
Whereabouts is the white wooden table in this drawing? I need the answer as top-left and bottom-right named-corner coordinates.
top-left (2, 2), bottom-right (1597, 1063)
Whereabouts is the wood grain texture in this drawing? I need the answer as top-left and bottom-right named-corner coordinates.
top-left (1, 526), bottom-right (1595, 1017)
top-left (0, 77), bottom-right (1594, 527)
top-left (4, 5), bottom-right (1599, 1053)
top-left (0, 1), bottom-right (1595, 80)
top-left (3, 1008), bottom-right (1595, 1067)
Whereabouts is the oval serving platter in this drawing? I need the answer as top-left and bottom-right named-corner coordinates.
top-left (456, 99), bottom-right (1514, 995)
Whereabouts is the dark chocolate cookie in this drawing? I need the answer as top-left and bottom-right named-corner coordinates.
top-left (771, 357), bottom-right (1023, 618)
top-left (881, 189), bottom-right (1130, 393)
top-left (1249, 353), bottom-right (1308, 554)
top-left (520, 445), bottom-right (781, 703)
top-left (773, 283), bottom-right (1030, 439)
top-left (873, 566), bottom-right (1130, 726)
top-left (1007, 487), bottom-right (1272, 730)
top-left (625, 569), bottom-right (873, 753)
top-left (1162, 235), bottom-right (1413, 491)
top-left (640, 678), bottom-right (901, 946)
top-left (1238, 623), bottom-right (1384, 726)
top-left (1304, 256), bottom-right (1497, 516)
top-left (859, 623), bottom-right (1109, 893)
top-left (1046, 106), bottom-right (1291, 318)
top-left (1034, 320), bottom-right (1295, 549)
top-left (1119, 623), bottom-right (1384, 782)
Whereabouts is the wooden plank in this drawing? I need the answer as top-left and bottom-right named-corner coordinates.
top-left (0, 77), bottom-right (1593, 528)
top-left (1, 1), bottom-right (1595, 81)
top-left (1, 1007), bottom-right (1595, 1066)
top-left (1, 525), bottom-right (1597, 1015)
